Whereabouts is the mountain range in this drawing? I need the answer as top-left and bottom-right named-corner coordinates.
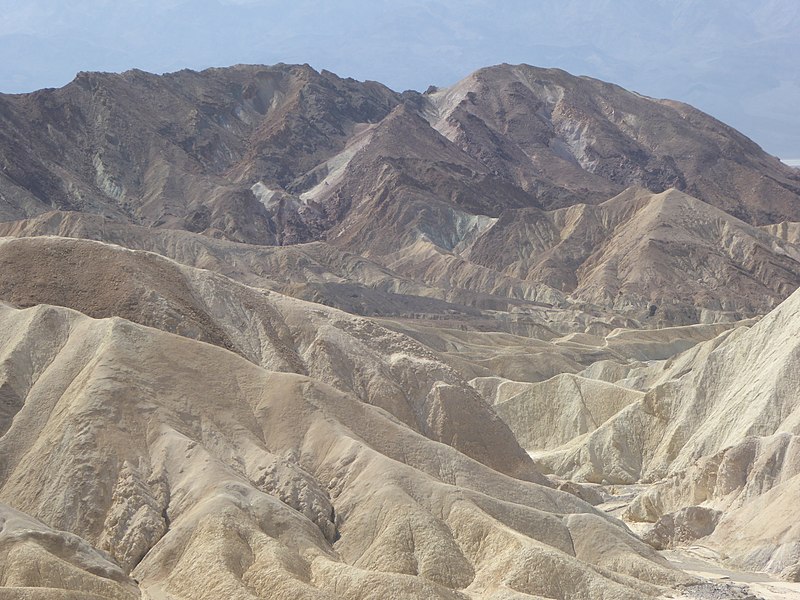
top-left (0, 62), bottom-right (799, 599)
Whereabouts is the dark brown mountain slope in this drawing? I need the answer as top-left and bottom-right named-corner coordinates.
top-left (317, 105), bottom-right (540, 255)
top-left (426, 64), bottom-right (800, 222)
top-left (0, 64), bottom-right (399, 242)
top-left (1, 62), bottom-right (798, 255)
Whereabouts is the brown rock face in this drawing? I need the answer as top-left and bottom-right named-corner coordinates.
top-left (1, 62), bottom-right (798, 251)
top-left (427, 64), bottom-right (800, 223)
top-left (1, 63), bottom-right (798, 327)
top-left (0, 64), bottom-right (400, 243)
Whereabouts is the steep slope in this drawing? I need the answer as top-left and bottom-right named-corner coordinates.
top-left (625, 433), bottom-right (800, 577)
top-left (0, 503), bottom-right (138, 599)
top-left (427, 64), bottom-right (800, 223)
top-left (0, 303), bottom-right (693, 599)
top-left (480, 375), bottom-right (644, 451)
top-left (522, 285), bottom-right (800, 577)
top-left (318, 105), bottom-right (540, 256)
top-left (466, 187), bottom-right (800, 323)
top-left (762, 220), bottom-right (800, 245)
top-left (536, 284), bottom-right (800, 483)
top-left (0, 64), bottom-right (399, 243)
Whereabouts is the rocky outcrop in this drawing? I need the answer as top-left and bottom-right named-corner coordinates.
top-left (0, 502), bottom-right (139, 599)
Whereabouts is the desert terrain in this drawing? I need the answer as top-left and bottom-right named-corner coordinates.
top-left (0, 63), bottom-right (799, 599)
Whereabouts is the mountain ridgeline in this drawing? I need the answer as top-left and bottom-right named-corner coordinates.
top-left (1, 63), bottom-right (799, 326)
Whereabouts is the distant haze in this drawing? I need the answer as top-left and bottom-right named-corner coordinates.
top-left (0, 0), bottom-right (797, 157)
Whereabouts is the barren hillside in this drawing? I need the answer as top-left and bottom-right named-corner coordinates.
top-left (0, 63), bottom-right (799, 599)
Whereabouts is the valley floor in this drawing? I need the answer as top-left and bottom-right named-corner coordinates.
top-left (664, 548), bottom-right (800, 600)
top-left (597, 486), bottom-right (800, 600)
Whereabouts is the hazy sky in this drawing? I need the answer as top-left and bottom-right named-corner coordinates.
top-left (1, 0), bottom-right (797, 156)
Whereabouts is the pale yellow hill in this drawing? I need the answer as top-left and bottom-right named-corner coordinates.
top-left (0, 303), bottom-right (691, 599)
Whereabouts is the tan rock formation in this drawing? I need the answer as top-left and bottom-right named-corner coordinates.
top-left (0, 302), bottom-right (692, 598)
